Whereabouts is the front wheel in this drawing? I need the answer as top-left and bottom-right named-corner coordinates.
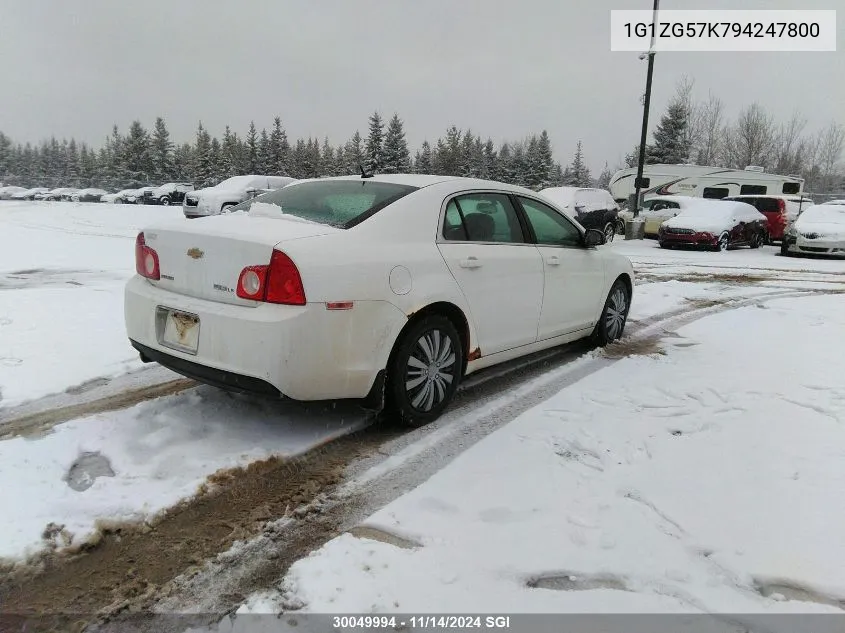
top-left (159, 196), bottom-right (171, 205)
top-left (221, 203), bottom-right (236, 214)
top-left (749, 231), bottom-right (764, 249)
top-left (592, 279), bottom-right (631, 346)
top-left (713, 232), bottom-right (729, 252)
top-left (603, 222), bottom-right (616, 244)
top-left (385, 315), bottom-right (463, 428)
top-left (780, 240), bottom-right (793, 257)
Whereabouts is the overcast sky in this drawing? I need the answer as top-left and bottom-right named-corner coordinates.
top-left (0, 0), bottom-right (842, 173)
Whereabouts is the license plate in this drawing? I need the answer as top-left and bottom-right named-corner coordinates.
top-left (160, 308), bottom-right (200, 354)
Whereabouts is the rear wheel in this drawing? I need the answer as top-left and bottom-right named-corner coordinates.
top-left (592, 279), bottom-right (630, 346)
top-left (221, 203), bottom-right (236, 214)
top-left (750, 231), bottom-right (764, 249)
top-left (385, 315), bottom-right (463, 427)
top-left (603, 222), bottom-right (616, 244)
top-left (159, 196), bottom-right (171, 205)
top-left (713, 232), bottom-right (729, 252)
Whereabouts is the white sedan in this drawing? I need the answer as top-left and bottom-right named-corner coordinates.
top-left (781, 203), bottom-right (845, 258)
top-left (124, 175), bottom-right (635, 426)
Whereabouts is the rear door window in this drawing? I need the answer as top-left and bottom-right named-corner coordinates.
top-left (703, 187), bottom-right (730, 199)
top-left (740, 184), bottom-right (767, 195)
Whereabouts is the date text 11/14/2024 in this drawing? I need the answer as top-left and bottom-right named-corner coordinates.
top-left (332, 615), bottom-right (512, 630)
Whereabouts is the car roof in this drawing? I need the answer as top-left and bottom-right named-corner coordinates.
top-left (295, 173), bottom-right (544, 197)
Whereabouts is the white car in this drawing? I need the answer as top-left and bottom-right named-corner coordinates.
top-left (822, 199), bottom-right (845, 206)
top-left (125, 175), bottom-right (634, 426)
top-left (0, 186), bottom-right (27, 200)
top-left (624, 195), bottom-right (704, 238)
top-left (11, 187), bottom-right (49, 200)
top-left (781, 203), bottom-right (845, 258)
top-left (539, 186), bottom-right (620, 243)
top-left (657, 199), bottom-right (768, 251)
top-left (101, 188), bottom-right (140, 204)
top-left (182, 175), bottom-right (297, 218)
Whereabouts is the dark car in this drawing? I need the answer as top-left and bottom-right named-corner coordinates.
top-left (539, 186), bottom-right (621, 243)
top-left (658, 199), bottom-right (768, 251)
top-left (145, 182), bottom-right (195, 205)
top-left (71, 188), bottom-right (109, 202)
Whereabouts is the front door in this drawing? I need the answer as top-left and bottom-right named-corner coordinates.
top-left (516, 196), bottom-right (607, 339)
top-left (437, 192), bottom-right (544, 356)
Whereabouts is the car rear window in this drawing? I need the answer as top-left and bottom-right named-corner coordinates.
top-left (726, 197), bottom-right (780, 213)
top-left (229, 180), bottom-right (419, 228)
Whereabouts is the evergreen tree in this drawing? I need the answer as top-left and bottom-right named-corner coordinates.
top-left (646, 101), bottom-right (690, 164)
top-left (123, 120), bottom-right (154, 186)
top-left (536, 130), bottom-right (555, 188)
top-left (510, 142), bottom-right (528, 187)
top-left (364, 111), bottom-right (384, 173)
top-left (65, 139), bottom-right (80, 187)
top-left (220, 126), bottom-right (239, 178)
top-left (595, 162), bottom-right (614, 190)
top-left (78, 143), bottom-right (96, 187)
top-left (498, 143), bottom-right (514, 183)
top-left (269, 116), bottom-right (290, 176)
top-left (550, 162), bottom-right (565, 186)
top-left (334, 145), bottom-right (347, 175)
top-left (434, 126), bottom-right (462, 176)
top-left (193, 122), bottom-right (213, 187)
top-left (563, 141), bottom-right (592, 187)
top-left (415, 140), bottom-right (433, 173)
top-left (381, 114), bottom-right (411, 174)
top-left (290, 138), bottom-right (307, 179)
top-left (524, 135), bottom-right (544, 190)
top-left (321, 137), bottom-right (335, 177)
top-left (344, 131), bottom-right (364, 173)
top-left (209, 137), bottom-right (224, 183)
top-left (245, 121), bottom-right (259, 172)
top-left (624, 145), bottom-right (641, 168)
top-left (258, 129), bottom-right (271, 174)
top-left (173, 143), bottom-right (193, 181)
top-left (151, 117), bottom-right (174, 182)
top-left (482, 138), bottom-right (497, 180)
top-left (0, 132), bottom-right (11, 180)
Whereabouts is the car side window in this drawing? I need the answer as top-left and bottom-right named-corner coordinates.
top-left (518, 197), bottom-right (583, 247)
top-left (442, 193), bottom-right (525, 243)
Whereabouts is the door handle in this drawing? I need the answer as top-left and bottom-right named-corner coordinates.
top-left (546, 255), bottom-right (561, 266)
top-left (459, 256), bottom-right (482, 269)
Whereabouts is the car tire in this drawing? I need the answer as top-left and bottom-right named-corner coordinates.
top-left (159, 196), bottom-right (171, 206)
top-left (750, 231), bottom-right (764, 249)
top-left (780, 240), bottom-right (792, 257)
top-left (659, 241), bottom-right (673, 249)
top-left (221, 203), bottom-right (236, 213)
top-left (603, 222), bottom-right (616, 244)
top-left (592, 278), bottom-right (630, 347)
top-left (714, 232), bottom-right (729, 252)
top-left (385, 315), bottom-right (463, 428)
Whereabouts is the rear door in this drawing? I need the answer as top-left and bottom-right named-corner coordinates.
top-left (516, 196), bottom-right (606, 339)
top-left (437, 192), bottom-right (544, 355)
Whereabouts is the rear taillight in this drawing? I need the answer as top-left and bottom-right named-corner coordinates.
top-left (778, 199), bottom-right (787, 217)
top-left (135, 232), bottom-right (160, 280)
top-left (236, 250), bottom-right (306, 305)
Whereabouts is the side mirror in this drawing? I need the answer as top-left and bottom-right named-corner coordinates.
top-left (584, 228), bottom-right (605, 247)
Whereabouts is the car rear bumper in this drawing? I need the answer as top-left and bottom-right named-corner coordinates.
top-left (658, 232), bottom-right (717, 247)
top-left (124, 275), bottom-right (407, 400)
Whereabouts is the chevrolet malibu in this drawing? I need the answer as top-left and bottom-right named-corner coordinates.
top-left (781, 203), bottom-right (845, 258)
top-left (124, 175), bottom-right (635, 426)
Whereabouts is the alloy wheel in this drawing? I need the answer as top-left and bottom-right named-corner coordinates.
top-left (605, 286), bottom-right (628, 340)
top-left (405, 329), bottom-right (457, 412)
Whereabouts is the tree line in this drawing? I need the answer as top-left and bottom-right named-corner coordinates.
top-left (0, 113), bottom-right (599, 192)
top-left (627, 76), bottom-right (845, 193)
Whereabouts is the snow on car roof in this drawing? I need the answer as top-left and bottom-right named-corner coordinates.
top-left (674, 199), bottom-right (756, 218)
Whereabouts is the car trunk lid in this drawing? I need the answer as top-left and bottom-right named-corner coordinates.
top-left (142, 213), bottom-right (340, 306)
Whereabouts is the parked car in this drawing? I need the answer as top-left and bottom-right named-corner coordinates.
top-left (125, 186), bottom-right (157, 204)
top-left (37, 187), bottom-right (80, 201)
top-left (618, 195), bottom-right (702, 238)
top-left (0, 186), bottom-right (28, 200)
top-left (821, 199), bottom-right (845, 206)
top-left (71, 188), bottom-right (109, 202)
top-left (539, 186), bottom-right (620, 243)
top-left (182, 175), bottom-right (297, 218)
top-left (101, 188), bottom-right (141, 204)
top-left (11, 187), bottom-right (49, 200)
top-left (125, 175), bottom-right (634, 426)
top-left (781, 203), bottom-right (845, 258)
top-left (722, 194), bottom-right (814, 243)
top-left (657, 199), bottom-right (768, 251)
top-left (145, 182), bottom-right (194, 206)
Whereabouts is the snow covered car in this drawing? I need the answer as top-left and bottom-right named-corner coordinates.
top-left (71, 188), bottom-right (109, 202)
top-left (822, 199), bottom-right (845, 206)
top-left (657, 199), bottom-right (768, 251)
top-left (37, 187), bottom-right (80, 201)
top-left (538, 186), bottom-right (620, 243)
top-left (145, 182), bottom-right (194, 206)
top-left (11, 187), bottom-right (49, 200)
top-left (626, 195), bottom-right (703, 238)
top-left (0, 186), bottom-right (28, 200)
top-left (125, 175), bottom-right (634, 426)
top-left (182, 175), bottom-right (297, 218)
top-left (781, 203), bottom-right (845, 258)
top-left (101, 188), bottom-right (140, 204)
top-left (125, 186), bottom-right (157, 204)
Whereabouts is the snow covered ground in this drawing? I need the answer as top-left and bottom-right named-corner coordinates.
top-left (0, 386), bottom-right (369, 562)
top-left (0, 200), bottom-right (183, 408)
top-left (246, 294), bottom-right (845, 616)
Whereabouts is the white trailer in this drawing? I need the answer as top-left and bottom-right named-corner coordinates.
top-left (609, 164), bottom-right (804, 205)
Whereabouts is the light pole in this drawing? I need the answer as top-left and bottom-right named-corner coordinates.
top-left (632, 0), bottom-right (659, 219)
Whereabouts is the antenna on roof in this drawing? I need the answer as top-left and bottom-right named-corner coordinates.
top-left (359, 162), bottom-right (374, 179)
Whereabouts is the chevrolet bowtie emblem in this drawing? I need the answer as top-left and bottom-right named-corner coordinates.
top-left (187, 248), bottom-right (204, 259)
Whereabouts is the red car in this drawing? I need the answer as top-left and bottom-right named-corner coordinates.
top-left (657, 199), bottom-right (768, 251)
top-left (723, 195), bottom-right (813, 242)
